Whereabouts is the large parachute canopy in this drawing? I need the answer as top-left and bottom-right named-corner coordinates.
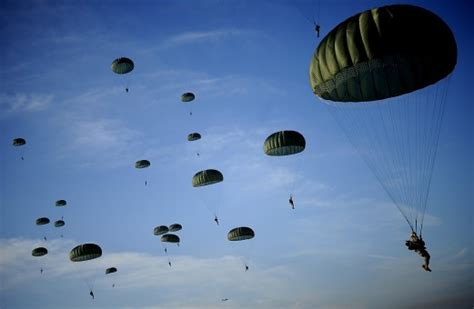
top-left (263, 131), bottom-right (306, 156)
top-left (168, 224), bottom-right (182, 232)
top-left (192, 169), bottom-right (224, 187)
top-left (32, 247), bottom-right (48, 257)
top-left (160, 234), bottom-right (180, 244)
top-left (54, 220), bottom-right (65, 227)
top-left (309, 4), bottom-right (456, 102)
top-left (36, 217), bottom-right (50, 225)
top-left (12, 138), bottom-right (26, 146)
top-left (69, 243), bottom-right (102, 262)
top-left (227, 227), bottom-right (255, 241)
top-left (111, 57), bottom-right (134, 74)
top-left (135, 160), bottom-right (150, 169)
top-left (55, 200), bottom-right (67, 207)
top-left (181, 92), bottom-right (195, 102)
top-left (106, 267), bottom-right (117, 274)
top-left (187, 132), bottom-right (201, 142)
top-left (309, 4), bottom-right (457, 235)
top-left (153, 225), bottom-right (169, 236)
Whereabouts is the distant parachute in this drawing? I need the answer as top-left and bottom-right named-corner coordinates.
top-left (187, 133), bottom-right (201, 142)
top-left (32, 247), bottom-right (48, 257)
top-left (227, 227), bottom-right (255, 241)
top-left (192, 169), bottom-right (224, 187)
top-left (70, 243), bottom-right (102, 262)
top-left (181, 92), bottom-right (195, 102)
top-left (168, 224), bottom-right (182, 232)
top-left (54, 220), bottom-right (65, 227)
top-left (264, 131), bottom-right (306, 156)
top-left (111, 57), bottom-right (134, 74)
top-left (135, 160), bottom-right (150, 169)
top-left (105, 267), bottom-right (117, 275)
top-left (161, 234), bottom-right (180, 244)
top-left (153, 225), bottom-right (169, 236)
top-left (36, 217), bottom-right (50, 225)
top-left (12, 138), bottom-right (26, 146)
top-left (55, 200), bottom-right (67, 207)
top-left (309, 4), bottom-right (457, 235)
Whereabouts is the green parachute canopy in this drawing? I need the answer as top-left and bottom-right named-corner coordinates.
top-left (263, 131), bottom-right (306, 156)
top-left (160, 234), bottom-right (180, 244)
top-left (54, 220), bottom-right (65, 227)
top-left (181, 92), bottom-right (195, 102)
top-left (153, 225), bottom-right (169, 236)
top-left (187, 132), bottom-right (201, 142)
top-left (135, 160), bottom-right (150, 169)
top-left (12, 138), bottom-right (26, 146)
top-left (192, 169), bottom-right (224, 187)
top-left (32, 247), bottom-right (48, 257)
top-left (309, 4), bottom-right (457, 102)
top-left (106, 267), bottom-right (117, 274)
top-left (55, 200), bottom-right (67, 207)
top-left (69, 243), bottom-right (102, 262)
top-left (111, 57), bottom-right (134, 74)
top-left (36, 217), bottom-right (50, 225)
top-left (227, 227), bottom-right (255, 241)
top-left (168, 224), bottom-right (182, 232)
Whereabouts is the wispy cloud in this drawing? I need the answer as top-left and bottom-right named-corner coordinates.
top-left (0, 93), bottom-right (53, 114)
top-left (63, 118), bottom-right (142, 168)
top-left (162, 28), bottom-right (268, 48)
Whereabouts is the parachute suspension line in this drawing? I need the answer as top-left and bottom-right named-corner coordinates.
top-left (419, 76), bottom-right (451, 236)
top-left (290, 153), bottom-right (305, 197)
top-left (325, 99), bottom-right (415, 232)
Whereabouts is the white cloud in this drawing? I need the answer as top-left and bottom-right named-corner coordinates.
top-left (163, 28), bottom-right (267, 48)
top-left (63, 118), bottom-right (142, 168)
top-left (0, 93), bottom-right (53, 113)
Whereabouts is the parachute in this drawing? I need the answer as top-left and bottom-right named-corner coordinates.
top-left (192, 169), bottom-right (224, 187)
top-left (160, 234), bottom-right (180, 244)
top-left (168, 224), bottom-right (182, 232)
top-left (36, 217), bottom-right (50, 225)
top-left (111, 57), bottom-right (134, 74)
top-left (227, 227), bottom-right (255, 241)
top-left (105, 267), bottom-right (117, 275)
top-left (135, 160), bottom-right (150, 169)
top-left (12, 138), bottom-right (26, 146)
top-left (187, 132), bottom-right (201, 141)
top-left (153, 225), bottom-right (169, 236)
top-left (54, 220), bottom-right (65, 227)
top-left (32, 247), bottom-right (48, 257)
top-left (55, 200), bottom-right (67, 207)
top-left (309, 4), bottom-right (457, 234)
top-left (181, 92), bottom-right (195, 102)
top-left (263, 131), bottom-right (306, 156)
top-left (69, 243), bottom-right (102, 262)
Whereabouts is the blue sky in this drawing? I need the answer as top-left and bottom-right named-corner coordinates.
top-left (0, 0), bottom-right (472, 308)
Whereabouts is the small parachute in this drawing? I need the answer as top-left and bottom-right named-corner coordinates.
top-left (153, 225), bottom-right (169, 236)
top-left (32, 247), bottom-right (48, 257)
top-left (263, 131), bottom-right (306, 156)
top-left (187, 133), bottom-right (201, 142)
top-left (36, 217), bottom-right (50, 225)
top-left (69, 243), bottom-right (102, 262)
top-left (111, 57), bottom-right (134, 74)
top-left (168, 224), bottom-right (182, 232)
top-left (181, 92), bottom-right (195, 102)
top-left (227, 227), bottom-right (255, 241)
top-left (192, 169), bottom-right (224, 187)
top-left (55, 200), bottom-right (67, 207)
top-left (12, 138), bottom-right (26, 146)
top-left (135, 160), bottom-right (150, 169)
top-left (54, 220), bottom-right (65, 227)
top-left (161, 234), bottom-right (180, 244)
top-left (105, 267), bottom-right (117, 275)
